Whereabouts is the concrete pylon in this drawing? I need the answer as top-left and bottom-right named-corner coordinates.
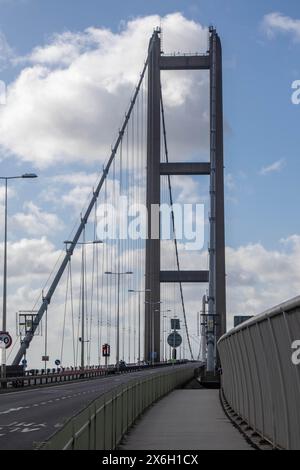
top-left (144, 28), bottom-right (226, 366)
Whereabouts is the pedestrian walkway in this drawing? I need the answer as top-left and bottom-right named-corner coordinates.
top-left (120, 389), bottom-right (253, 450)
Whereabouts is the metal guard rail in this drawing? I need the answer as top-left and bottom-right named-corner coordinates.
top-left (218, 295), bottom-right (300, 450)
top-left (0, 360), bottom-right (188, 390)
top-left (40, 364), bottom-right (197, 450)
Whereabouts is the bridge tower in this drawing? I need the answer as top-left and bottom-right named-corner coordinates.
top-left (144, 27), bottom-right (226, 366)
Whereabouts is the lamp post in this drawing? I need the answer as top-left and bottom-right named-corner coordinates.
top-left (128, 289), bottom-right (151, 364)
top-left (0, 174), bottom-right (38, 379)
top-left (145, 300), bottom-right (162, 364)
top-left (65, 239), bottom-right (103, 369)
top-left (105, 271), bottom-right (133, 371)
top-left (159, 310), bottom-right (171, 362)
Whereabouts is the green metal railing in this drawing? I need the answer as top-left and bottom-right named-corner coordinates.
top-left (40, 364), bottom-right (197, 450)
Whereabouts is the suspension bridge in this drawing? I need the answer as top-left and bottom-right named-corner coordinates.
top-left (0, 27), bottom-right (300, 451)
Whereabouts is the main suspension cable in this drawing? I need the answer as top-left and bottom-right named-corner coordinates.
top-left (12, 38), bottom-right (156, 365)
top-left (160, 89), bottom-right (195, 361)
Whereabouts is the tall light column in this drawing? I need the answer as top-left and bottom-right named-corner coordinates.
top-left (106, 271), bottom-right (133, 371)
top-left (145, 300), bottom-right (162, 364)
top-left (159, 310), bottom-right (171, 362)
top-left (129, 289), bottom-right (151, 364)
top-left (65, 239), bottom-right (103, 370)
top-left (0, 174), bottom-right (37, 379)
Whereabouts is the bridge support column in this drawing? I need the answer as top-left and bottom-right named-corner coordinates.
top-left (145, 28), bottom-right (226, 368)
top-left (210, 29), bottom-right (226, 344)
top-left (145, 30), bottom-right (161, 363)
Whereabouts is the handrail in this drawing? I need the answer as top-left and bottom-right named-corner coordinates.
top-left (219, 295), bottom-right (300, 340)
top-left (39, 363), bottom-right (198, 450)
top-left (218, 296), bottom-right (300, 450)
top-left (0, 360), bottom-right (189, 390)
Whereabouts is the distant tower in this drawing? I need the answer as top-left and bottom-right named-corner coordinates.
top-left (144, 28), bottom-right (226, 366)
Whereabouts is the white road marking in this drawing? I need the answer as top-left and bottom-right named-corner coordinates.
top-left (0, 407), bottom-right (25, 415)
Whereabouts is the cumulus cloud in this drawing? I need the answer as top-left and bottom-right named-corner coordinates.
top-left (225, 173), bottom-right (237, 191)
top-left (0, 13), bottom-right (209, 168)
top-left (12, 201), bottom-right (65, 236)
top-left (259, 158), bottom-right (286, 175)
top-left (169, 235), bottom-right (300, 330)
top-left (0, 229), bottom-right (300, 367)
top-left (170, 175), bottom-right (208, 204)
top-left (0, 31), bottom-right (13, 70)
top-left (262, 12), bottom-right (300, 41)
top-left (0, 237), bottom-right (61, 283)
top-left (226, 236), bottom-right (300, 319)
top-left (2, 233), bottom-right (300, 366)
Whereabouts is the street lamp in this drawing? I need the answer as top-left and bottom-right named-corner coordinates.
top-left (145, 300), bottom-right (162, 365)
top-left (0, 174), bottom-right (38, 379)
top-left (64, 240), bottom-right (103, 246)
top-left (105, 271), bottom-right (133, 371)
top-left (128, 289), bottom-right (151, 364)
top-left (64, 239), bottom-right (103, 369)
top-left (159, 310), bottom-right (171, 362)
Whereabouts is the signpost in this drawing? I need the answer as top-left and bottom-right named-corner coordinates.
top-left (167, 332), bottom-right (182, 348)
top-left (167, 331), bottom-right (182, 364)
top-left (0, 331), bottom-right (12, 349)
top-left (102, 343), bottom-right (110, 368)
top-left (0, 332), bottom-right (12, 387)
top-left (171, 319), bottom-right (180, 331)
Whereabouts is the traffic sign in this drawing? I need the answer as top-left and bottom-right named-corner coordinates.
top-left (167, 332), bottom-right (182, 348)
top-left (171, 319), bottom-right (180, 330)
top-left (0, 331), bottom-right (12, 349)
top-left (55, 359), bottom-right (61, 366)
top-left (102, 343), bottom-right (111, 358)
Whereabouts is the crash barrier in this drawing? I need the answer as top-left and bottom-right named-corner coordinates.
top-left (218, 296), bottom-right (300, 450)
top-left (40, 363), bottom-right (198, 450)
top-left (0, 360), bottom-right (188, 390)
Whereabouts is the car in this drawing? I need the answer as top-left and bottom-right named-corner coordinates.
top-left (116, 360), bottom-right (127, 371)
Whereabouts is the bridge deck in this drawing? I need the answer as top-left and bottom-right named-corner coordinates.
top-left (121, 389), bottom-right (253, 450)
top-left (0, 365), bottom-right (188, 450)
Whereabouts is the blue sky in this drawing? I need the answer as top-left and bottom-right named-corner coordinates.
top-left (0, 0), bottom-right (299, 249)
top-left (1, 1), bottom-right (300, 365)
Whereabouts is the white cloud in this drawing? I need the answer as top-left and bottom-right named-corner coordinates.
top-left (23, 31), bottom-right (96, 67)
top-left (0, 31), bottom-right (13, 70)
top-left (0, 236), bottom-right (61, 282)
top-left (0, 185), bottom-right (16, 200)
top-left (226, 236), bottom-right (300, 320)
top-left (0, 13), bottom-right (209, 169)
top-left (2, 232), bottom-right (300, 366)
top-left (262, 12), bottom-right (300, 41)
top-left (170, 176), bottom-right (207, 204)
top-left (12, 201), bottom-right (64, 236)
top-left (225, 173), bottom-right (236, 191)
top-left (259, 158), bottom-right (286, 175)
top-left (52, 171), bottom-right (99, 187)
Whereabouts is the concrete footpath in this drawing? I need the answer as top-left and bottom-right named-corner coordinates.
top-left (120, 389), bottom-right (253, 450)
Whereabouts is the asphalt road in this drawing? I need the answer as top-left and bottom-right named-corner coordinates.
top-left (0, 365), bottom-right (191, 450)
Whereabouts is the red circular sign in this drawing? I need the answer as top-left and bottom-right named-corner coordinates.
top-left (0, 331), bottom-right (12, 349)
